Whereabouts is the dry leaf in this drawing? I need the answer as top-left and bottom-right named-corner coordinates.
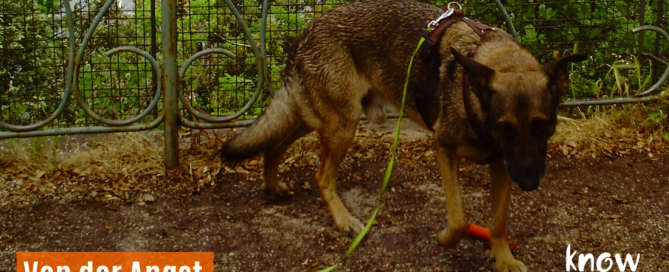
top-left (211, 167), bottom-right (221, 176)
top-left (285, 156), bottom-right (297, 164)
top-left (144, 194), bottom-right (156, 202)
top-left (235, 167), bottom-right (250, 174)
top-left (224, 166), bottom-right (236, 173)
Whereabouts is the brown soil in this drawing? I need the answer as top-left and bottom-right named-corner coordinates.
top-left (1, 120), bottom-right (668, 271)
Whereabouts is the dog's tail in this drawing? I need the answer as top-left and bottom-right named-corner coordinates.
top-left (221, 78), bottom-right (301, 161)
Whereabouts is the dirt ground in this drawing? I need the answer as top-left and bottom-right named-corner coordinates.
top-left (1, 120), bottom-right (668, 271)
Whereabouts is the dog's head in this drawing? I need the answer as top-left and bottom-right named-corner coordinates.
top-left (451, 48), bottom-right (587, 191)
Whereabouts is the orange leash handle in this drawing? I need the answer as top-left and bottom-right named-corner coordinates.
top-left (467, 223), bottom-right (517, 250)
top-left (467, 223), bottom-right (490, 240)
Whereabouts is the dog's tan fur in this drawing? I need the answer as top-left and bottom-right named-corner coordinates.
top-left (221, 1), bottom-right (585, 271)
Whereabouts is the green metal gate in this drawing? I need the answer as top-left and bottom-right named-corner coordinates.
top-left (1, 0), bottom-right (667, 170)
top-left (0, 0), bottom-right (280, 169)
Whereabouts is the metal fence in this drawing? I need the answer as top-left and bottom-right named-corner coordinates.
top-left (1, 0), bottom-right (667, 168)
top-left (466, 0), bottom-right (669, 102)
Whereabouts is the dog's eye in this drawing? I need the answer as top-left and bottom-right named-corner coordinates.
top-left (531, 118), bottom-right (552, 139)
top-left (497, 121), bottom-right (516, 140)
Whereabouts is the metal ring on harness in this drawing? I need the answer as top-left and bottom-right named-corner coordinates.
top-left (448, 2), bottom-right (463, 10)
top-left (428, 2), bottom-right (463, 28)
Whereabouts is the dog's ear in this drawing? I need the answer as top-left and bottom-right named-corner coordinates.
top-left (542, 54), bottom-right (587, 99)
top-left (451, 47), bottom-right (495, 89)
top-left (450, 47), bottom-right (496, 109)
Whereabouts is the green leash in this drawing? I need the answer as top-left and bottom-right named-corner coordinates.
top-left (316, 34), bottom-right (428, 272)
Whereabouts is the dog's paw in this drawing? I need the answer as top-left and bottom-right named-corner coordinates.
top-left (335, 215), bottom-right (365, 237)
top-left (437, 225), bottom-right (468, 248)
top-left (495, 259), bottom-right (528, 272)
top-left (264, 181), bottom-right (293, 200)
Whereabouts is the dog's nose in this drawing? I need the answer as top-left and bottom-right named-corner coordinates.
top-left (516, 176), bottom-right (542, 191)
top-left (518, 181), bottom-right (540, 191)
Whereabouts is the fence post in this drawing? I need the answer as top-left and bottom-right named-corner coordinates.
top-left (638, 0), bottom-right (646, 60)
top-left (162, 0), bottom-right (180, 170)
top-left (654, 0), bottom-right (663, 83)
top-left (151, 0), bottom-right (158, 120)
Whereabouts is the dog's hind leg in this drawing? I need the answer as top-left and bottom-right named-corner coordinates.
top-left (315, 120), bottom-right (364, 235)
top-left (263, 122), bottom-right (313, 199)
top-left (436, 146), bottom-right (469, 248)
top-left (489, 159), bottom-right (528, 272)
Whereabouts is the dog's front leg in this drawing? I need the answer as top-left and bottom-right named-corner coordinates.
top-left (436, 146), bottom-right (469, 248)
top-left (489, 159), bottom-right (528, 272)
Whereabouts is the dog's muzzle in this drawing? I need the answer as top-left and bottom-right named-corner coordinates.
top-left (515, 177), bottom-right (542, 191)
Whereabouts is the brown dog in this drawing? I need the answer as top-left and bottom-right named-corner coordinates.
top-left (221, 1), bottom-right (586, 271)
